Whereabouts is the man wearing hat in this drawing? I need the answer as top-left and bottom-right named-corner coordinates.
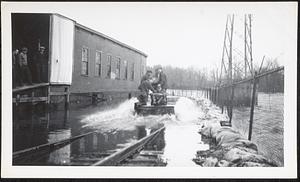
top-left (33, 46), bottom-right (48, 83)
top-left (137, 70), bottom-right (156, 105)
top-left (17, 47), bottom-right (32, 86)
top-left (153, 65), bottom-right (168, 92)
top-left (12, 48), bottom-right (19, 87)
top-left (150, 66), bottom-right (168, 105)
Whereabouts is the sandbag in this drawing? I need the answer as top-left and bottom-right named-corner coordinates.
top-left (195, 122), bottom-right (277, 167)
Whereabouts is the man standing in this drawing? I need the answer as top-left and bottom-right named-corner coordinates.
top-left (140, 70), bottom-right (152, 84)
top-left (33, 46), bottom-right (48, 83)
top-left (153, 66), bottom-right (168, 92)
top-left (17, 47), bottom-right (32, 86)
top-left (12, 49), bottom-right (19, 87)
top-left (137, 70), bottom-right (156, 105)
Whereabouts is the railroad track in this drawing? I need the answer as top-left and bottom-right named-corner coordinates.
top-left (92, 126), bottom-right (166, 166)
top-left (13, 126), bottom-right (166, 166)
top-left (13, 131), bottom-right (96, 164)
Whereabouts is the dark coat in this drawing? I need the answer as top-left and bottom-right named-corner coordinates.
top-left (33, 52), bottom-right (48, 65)
top-left (140, 74), bottom-right (148, 84)
top-left (18, 52), bottom-right (28, 66)
top-left (138, 80), bottom-right (155, 94)
top-left (157, 72), bottom-right (168, 90)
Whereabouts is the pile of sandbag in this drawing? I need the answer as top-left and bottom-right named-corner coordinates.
top-left (193, 122), bottom-right (277, 167)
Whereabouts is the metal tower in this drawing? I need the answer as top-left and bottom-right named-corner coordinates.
top-left (219, 14), bottom-right (254, 84)
top-left (244, 14), bottom-right (254, 78)
top-left (219, 14), bottom-right (234, 84)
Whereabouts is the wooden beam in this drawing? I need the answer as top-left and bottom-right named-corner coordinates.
top-left (13, 83), bottom-right (49, 92)
top-left (49, 92), bottom-right (68, 96)
top-left (13, 97), bottom-right (48, 103)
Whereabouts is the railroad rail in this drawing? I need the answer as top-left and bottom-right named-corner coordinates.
top-left (13, 131), bottom-right (96, 161)
top-left (13, 126), bottom-right (166, 166)
top-left (92, 126), bottom-right (165, 166)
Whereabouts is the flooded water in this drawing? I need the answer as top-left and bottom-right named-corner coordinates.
top-left (13, 96), bottom-right (208, 166)
top-left (13, 90), bottom-right (283, 166)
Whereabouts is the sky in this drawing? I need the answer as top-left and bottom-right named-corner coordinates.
top-left (3, 2), bottom-right (298, 71)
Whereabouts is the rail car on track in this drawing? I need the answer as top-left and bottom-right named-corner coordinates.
top-left (134, 94), bottom-right (177, 115)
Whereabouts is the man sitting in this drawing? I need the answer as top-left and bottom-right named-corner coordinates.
top-left (151, 84), bottom-right (167, 106)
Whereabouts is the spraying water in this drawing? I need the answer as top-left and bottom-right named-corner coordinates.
top-left (80, 97), bottom-right (212, 132)
top-left (174, 97), bottom-right (205, 123)
top-left (79, 96), bottom-right (229, 166)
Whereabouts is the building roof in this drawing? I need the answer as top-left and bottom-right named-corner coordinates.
top-left (74, 23), bottom-right (148, 57)
top-left (54, 13), bottom-right (147, 57)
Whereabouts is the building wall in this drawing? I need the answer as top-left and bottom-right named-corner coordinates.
top-left (70, 25), bottom-right (147, 93)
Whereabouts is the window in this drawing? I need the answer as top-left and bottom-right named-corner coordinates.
top-left (141, 64), bottom-right (145, 77)
top-left (106, 55), bottom-right (112, 78)
top-left (116, 57), bottom-right (121, 80)
top-left (81, 47), bottom-right (88, 75)
top-left (123, 60), bottom-right (128, 80)
top-left (130, 62), bottom-right (135, 81)
top-left (95, 51), bottom-right (102, 77)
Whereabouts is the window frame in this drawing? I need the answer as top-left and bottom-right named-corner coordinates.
top-left (115, 57), bottom-right (121, 80)
top-left (141, 63), bottom-right (145, 78)
top-left (123, 60), bottom-right (128, 80)
top-left (106, 54), bottom-right (112, 79)
top-left (95, 50), bottom-right (102, 77)
top-left (81, 46), bottom-right (89, 76)
top-left (130, 62), bottom-right (135, 81)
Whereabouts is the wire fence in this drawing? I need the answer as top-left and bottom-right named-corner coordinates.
top-left (208, 66), bottom-right (284, 166)
top-left (166, 89), bottom-right (205, 98)
top-left (166, 66), bottom-right (284, 166)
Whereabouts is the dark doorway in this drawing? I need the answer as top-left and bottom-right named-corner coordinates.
top-left (12, 13), bottom-right (50, 86)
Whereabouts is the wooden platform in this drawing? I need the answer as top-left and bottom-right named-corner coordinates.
top-left (13, 83), bottom-right (49, 92)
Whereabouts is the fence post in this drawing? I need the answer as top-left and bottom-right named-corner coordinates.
top-left (229, 85), bottom-right (235, 124)
top-left (206, 88), bottom-right (208, 98)
top-left (216, 87), bottom-right (219, 105)
top-left (248, 72), bottom-right (258, 141)
top-left (214, 88), bottom-right (217, 103)
top-left (207, 88), bottom-right (209, 99)
top-left (211, 88), bottom-right (213, 101)
top-left (213, 88), bottom-right (216, 103)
